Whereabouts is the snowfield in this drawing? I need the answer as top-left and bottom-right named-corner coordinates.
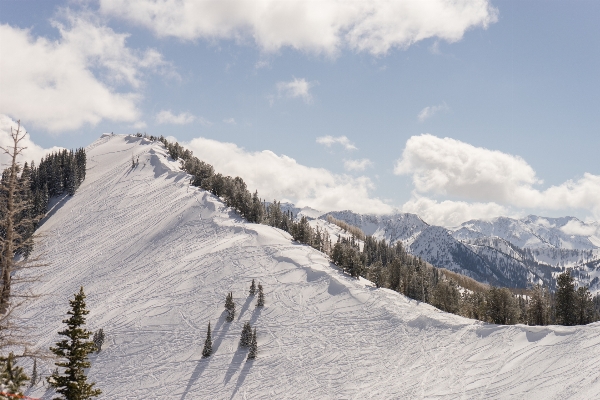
top-left (21, 135), bottom-right (600, 399)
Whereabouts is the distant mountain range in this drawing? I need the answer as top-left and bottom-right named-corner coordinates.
top-left (291, 206), bottom-right (600, 292)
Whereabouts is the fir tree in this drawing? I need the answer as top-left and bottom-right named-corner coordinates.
top-left (556, 271), bottom-right (577, 326)
top-left (93, 329), bottom-right (105, 353)
top-left (249, 279), bottom-right (256, 296)
top-left (247, 328), bottom-right (257, 360)
top-left (256, 284), bottom-right (265, 307)
top-left (0, 352), bottom-right (29, 397)
top-left (202, 322), bottom-right (212, 357)
top-left (47, 287), bottom-right (101, 400)
top-left (225, 292), bottom-right (235, 322)
top-left (240, 322), bottom-right (252, 347)
top-left (29, 358), bottom-right (38, 388)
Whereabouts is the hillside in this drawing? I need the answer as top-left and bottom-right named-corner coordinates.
top-left (20, 135), bottom-right (600, 399)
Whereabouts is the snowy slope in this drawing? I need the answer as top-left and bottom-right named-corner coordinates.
top-left (452, 216), bottom-right (600, 251)
top-left (20, 135), bottom-right (600, 399)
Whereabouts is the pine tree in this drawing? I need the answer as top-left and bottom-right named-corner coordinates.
top-left (249, 279), bottom-right (256, 296)
top-left (47, 287), bottom-right (101, 400)
top-left (556, 271), bottom-right (577, 326)
top-left (240, 322), bottom-right (252, 347)
top-left (247, 328), bottom-right (257, 360)
top-left (93, 329), bottom-right (105, 353)
top-left (29, 358), bottom-right (37, 388)
top-left (256, 284), bottom-right (265, 307)
top-left (225, 292), bottom-right (235, 322)
top-left (0, 352), bottom-right (29, 397)
top-left (202, 322), bottom-right (212, 357)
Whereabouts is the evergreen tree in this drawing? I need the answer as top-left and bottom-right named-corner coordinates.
top-left (47, 287), bottom-right (101, 400)
top-left (249, 279), bottom-right (256, 296)
top-left (556, 271), bottom-right (577, 326)
top-left (225, 292), bottom-right (235, 322)
top-left (240, 322), bottom-right (252, 347)
top-left (29, 358), bottom-right (37, 388)
top-left (575, 286), bottom-right (594, 325)
top-left (93, 329), bottom-right (105, 353)
top-left (256, 284), bottom-right (265, 307)
top-left (202, 322), bottom-right (212, 357)
top-left (247, 328), bottom-right (257, 360)
top-left (0, 352), bottom-right (29, 397)
top-left (527, 285), bottom-right (549, 326)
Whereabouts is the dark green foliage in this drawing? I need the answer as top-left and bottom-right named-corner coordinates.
top-left (225, 292), bottom-right (235, 322)
top-left (202, 322), bottom-right (212, 357)
top-left (486, 287), bottom-right (518, 325)
top-left (47, 287), bottom-right (101, 400)
top-left (240, 322), bottom-right (252, 347)
top-left (256, 284), bottom-right (264, 307)
top-left (0, 352), bottom-right (29, 396)
top-left (527, 285), bottom-right (550, 326)
top-left (249, 279), bottom-right (256, 296)
top-left (556, 271), bottom-right (577, 326)
top-left (247, 328), bottom-right (257, 360)
top-left (574, 286), bottom-right (595, 325)
top-left (29, 358), bottom-right (38, 388)
top-left (431, 279), bottom-right (460, 314)
top-left (93, 329), bottom-right (105, 353)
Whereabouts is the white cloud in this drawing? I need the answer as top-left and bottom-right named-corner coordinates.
top-left (0, 115), bottom-right (63, 167)
top-left (417, 102), bottom-right (449, 122)
top-left (560, 220), bottom-right (598, 237)
top-left (223, 118), bottom-right (236, 125)
top-left (400, 195), bottom-right (512, 227)
top-left (0, 13), bottom-right (168, 132)
top-left (155, 110), bottom-right (196, 125)
top-left (316, 135), bottom-right (357, 151)
top-left (276, 78), bottom-right (315, 103)
top-left (395, 134), bottom-right (600, 221)
top-left (99, 0), bottom-right (498, 55)
top-left (344, 159), bottom-right (373, 172)
top-left (182, 136), bottom-right (392, 214)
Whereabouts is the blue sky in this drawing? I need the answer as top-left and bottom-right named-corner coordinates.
top-left (1, 0), bottom-right (599, 226)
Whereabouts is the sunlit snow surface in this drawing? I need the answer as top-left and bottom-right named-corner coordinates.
top-left (22, 135), bottom-right (600, 399)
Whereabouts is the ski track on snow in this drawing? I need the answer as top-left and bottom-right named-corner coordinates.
top-left (19, 135), bottom-right (600, 399)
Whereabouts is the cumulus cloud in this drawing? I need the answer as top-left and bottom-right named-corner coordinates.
top-left (0, 13), bottom-right (168, 132)
top-left (183, 136), bottom-right (392, 214)
top-left (0, 115), bottom-right (63, 166)
top-left (316, 135), bottom-right (357, 151)
top-left (344, 159), bottom-right (373, 172)
top-left (276, 78), bottom-right (315, 103)
top-left (400, 195), bottom-right (512, 227)
top-left (417, 102), bottom-right (449, 122)
top-left (560, 220), bottom-right (598, 237)
top-left (395, 134), bottom-right (600, 221)
top-left (155, 110), bottom-right (196, 125)
top-left (98, 0), bottom-right (498, 55)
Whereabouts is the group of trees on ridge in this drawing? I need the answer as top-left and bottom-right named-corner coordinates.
top-left (0, 122), bottom-right (88, 398)
top-left (142, 133), bottom-right (600, 327)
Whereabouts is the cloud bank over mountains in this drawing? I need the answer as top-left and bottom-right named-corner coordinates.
top-left (99, 0), bottom-right (498, 55)
top-left (395, 134), bottom-right (600, 226)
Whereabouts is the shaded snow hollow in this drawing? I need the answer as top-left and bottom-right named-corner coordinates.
top-left (22, 135), bottom-right (600, 399)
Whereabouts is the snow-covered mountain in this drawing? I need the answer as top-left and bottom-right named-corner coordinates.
top-left (20, 134), bottom-right (600, 398)
top-left (317, 210), bottom-right (600, 290)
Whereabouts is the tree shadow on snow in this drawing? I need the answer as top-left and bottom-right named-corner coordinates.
top-left (237, 295), bottom-right (254, 322)
top-left (224, 346), bottom-right (247, 386)
top-left (36, 194), bottom-right (70, 228)
top-left (212, 311), bottom-right (231, 353)
top-left (249, 306), bottom-right (263, 325)
top-left (179, 357), bottom-right (211, 400)
top-left (230, 357), bottom-right (254, 400)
